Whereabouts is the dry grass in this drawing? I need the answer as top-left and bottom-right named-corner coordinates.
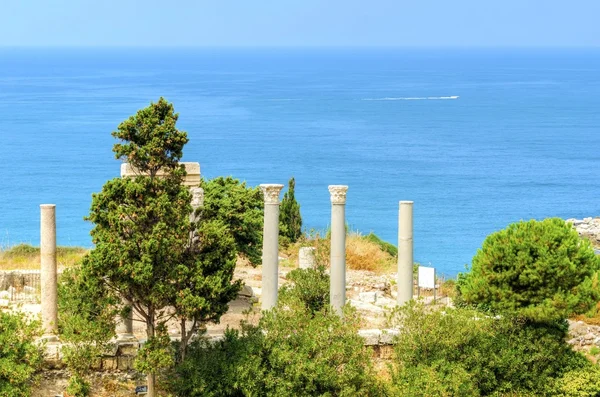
top-left (281, 231), bottom-right (396, 274)
top-left (0, 243), bottom-right (88, 271)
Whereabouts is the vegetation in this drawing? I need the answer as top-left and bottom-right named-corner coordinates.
top-left (0, 310), bottom-right (43, 397)
top-left (457, 218), bottom-right (600, 322)
top-left (168, 268), bottom-right (383, 396)
top-left (200, 176), bottom-right (264, 266)
top-left (279, 177), bottom-right (303, 245)
top-left (0, 244), bottom-right (87, 270)
top-left (76, 98), bottom-right (241, 396)
top-left (281, 230), bottom-right (396, 274)
top-left (58, 266), bottom-right (120, 396)
top-left (388, 302), bottom-right (599, 396)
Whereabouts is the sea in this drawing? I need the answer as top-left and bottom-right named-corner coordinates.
top-left (1, 47), bottom-right (599, 276)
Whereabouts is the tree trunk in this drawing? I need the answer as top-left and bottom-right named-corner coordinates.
top-left (146, 310), bottom-right (156, 397)
top-left (180, 317), bottom-right (187, 363)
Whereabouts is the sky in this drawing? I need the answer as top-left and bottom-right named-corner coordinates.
top-left (1, 0), bottom-right (600, 47)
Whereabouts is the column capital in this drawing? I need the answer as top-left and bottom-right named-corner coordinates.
top-left (260, 184), bottom-right (284, 205)
top-left (328, 185), bottom-right (348, 205)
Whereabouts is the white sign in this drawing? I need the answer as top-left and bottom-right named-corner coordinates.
top-left (418, 266), bottom-right (436, 289)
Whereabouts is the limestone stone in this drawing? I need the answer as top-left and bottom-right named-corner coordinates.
top-left (380, 329), bottom-right (401, 344)
top-left (0, 298), bottom-right (9, 307)
top-left (239, 285), bottom-right (254, 298)
top-left (359, 329), bottom-right (381, 345)
top-left (359, 291), bottom-right (377, 304)
top-left (120, 162), bottom-right (201, 187)
top-left (298, 247), bottom-right (316, 269)
top-left (0, 290), bottom-right (9, 300)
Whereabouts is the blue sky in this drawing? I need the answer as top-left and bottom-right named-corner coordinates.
top-left (2, 0), bottom-right (599, 47)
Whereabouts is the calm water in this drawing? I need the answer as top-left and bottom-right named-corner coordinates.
top-left (1, 47), bottom-right (599, 276)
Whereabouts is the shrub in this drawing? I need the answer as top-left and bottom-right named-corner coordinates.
top-left (58, 266), bottom-right (120, 396)
top-left (457, 218), bottom-right (600, 322)
top-left (364, 233), bottom-right (397, 257)
top-left (388, 302), bottom-right (591, 396)
top-left (169, 269), bottom-right (382, 396)
top-left (551, 365), bottom-right (600, 396)
top-left (279, 266), bottom-right (329, 314)
top-left (0, 310), bottom-right (43, 397)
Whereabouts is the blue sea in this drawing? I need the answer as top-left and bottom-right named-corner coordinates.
top-left (1, 47), bottom-right (599, 276)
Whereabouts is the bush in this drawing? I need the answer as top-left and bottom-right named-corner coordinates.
top-left (279, 266), bottom-right (329, 314)
top-left (551, 365), bottom-right (600, 396)
top-left (457, 218), bottom-right (600, 322)
top-left (169, 268), bottom-right (382, 396)
top-left (364, 233), bottom-right (397, 257)
top-left (0, 311), bottom-right (43, 397)
top-left (388, 302), bottom-right (592, 396)
top-left (58, 266), bottom-right (120, 396)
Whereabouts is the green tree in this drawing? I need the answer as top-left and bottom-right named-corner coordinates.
top-left (457, 218), bottom-right (600, 322)
top-left (82, 98), bottom-right (241, 396)
top-left (200, 176), bottom-right (263, 265)
top-left (279, 177), bottom-right (303, 244)
top-left (0, 311), bottom-right (43, 397)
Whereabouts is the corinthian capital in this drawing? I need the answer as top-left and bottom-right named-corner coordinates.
top-left (260, 184), bottom-right (284, 205)
top-left (328, 185), bottom-right (348, 204)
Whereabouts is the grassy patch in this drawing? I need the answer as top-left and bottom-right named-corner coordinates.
top-left (281, 231), bottom-right (396, 274)
top-left (0, 244), bottom-right (88, 270)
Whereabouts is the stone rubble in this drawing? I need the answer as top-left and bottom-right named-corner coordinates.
top-left (566, 217), bottom-right (600, 247)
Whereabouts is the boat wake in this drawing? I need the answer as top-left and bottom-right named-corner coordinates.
top-left (362, 96), bottom-right (459, 101)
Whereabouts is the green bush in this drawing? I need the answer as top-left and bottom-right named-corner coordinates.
top-left (279, 266), bottom-right (329, 314)
top-left (388, 302), bottom-right (591, 396)
top-left (58, 265), bottom-right (120, 396)
top-left (551, 365), bottom-right (600, 396)
top-left (169, 268), bottom-right (381, 396)
top-left (457, 218), bottom-right (600, 322)
top-left (0, 311), bottom-right (43, 397)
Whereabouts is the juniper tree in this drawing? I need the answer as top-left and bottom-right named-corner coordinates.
top-left (81, 98), bottom-right (241, 396)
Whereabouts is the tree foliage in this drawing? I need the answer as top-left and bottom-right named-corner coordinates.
top-left (279, 177), bottom-right (302, 244)
top-left (457, 218), bottom-right (600, 322)
top-left (81, 98), bottom-right (241, 396)
top-left (0, 311), bottom-right (43, 397)
top-left (200, 176), bottom-right (263, 266)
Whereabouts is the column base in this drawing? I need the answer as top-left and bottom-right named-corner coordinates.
top-left (116, 333), bottom-right (138, 342)
top-left (40, 334), bottom-right (60, 343)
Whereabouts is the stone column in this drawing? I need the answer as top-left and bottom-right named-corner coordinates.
top-left (298, 247), bottom-right (316, 269)
top-left (260, 184), bottom-right (283, 311)
top-left (115, 300), bottom-right (136, 342)
top-left (329, 185), bottom-right (348, 315)
top-left (40, 204), bottom-right (58, 340)
top-left (397, 201), bottom-right (414, 305)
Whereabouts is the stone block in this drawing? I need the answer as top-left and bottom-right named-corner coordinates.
top-left (117, 356), bottom-right (135, 370)
top-left (117, 342), bottom-right (139, 356)
top-left (0, 298), bottom-right (9, 307)
top-left (298, 247), bottom-right (316, 269)
top-left (359, 329), bottom-right (381, 346)
top-left (121, 162), bottom-right (201, 187)
top-left (239, 285), bottom-right (254, 298)
top-left (102, 357), bottom-right (118, 371)
top-left (0, 290), bottom-right (9, 299)
top-left (359, 291), bottom-right (377, 304)
top-left (380, 329), bottom-right (401, 344)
